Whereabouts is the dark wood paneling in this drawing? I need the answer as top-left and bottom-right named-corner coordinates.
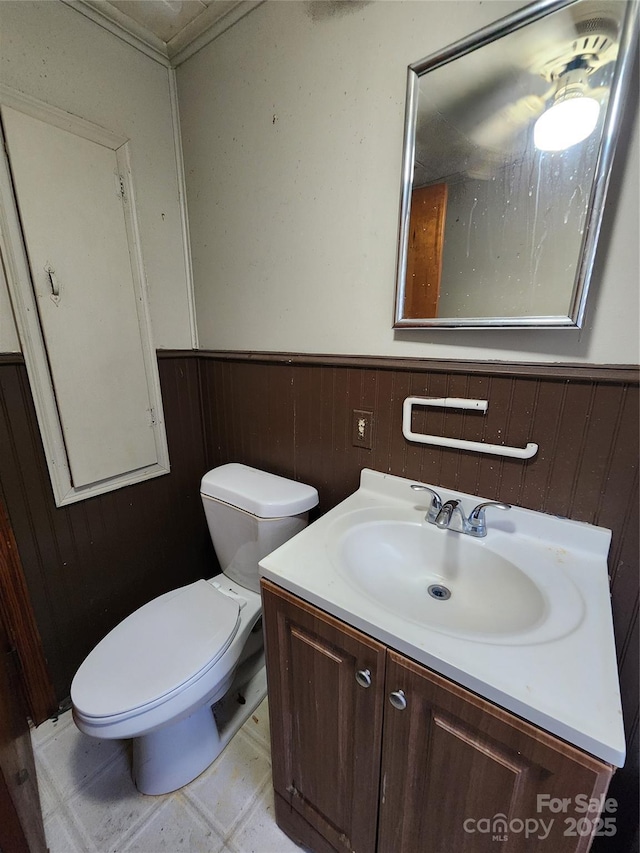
top-left (0, 356), bottom-right (213, 702)
top-left (1, 349), bottom-right (637, 848)
top-left (0, 601), bottom-right (47, 853)
top-left (196, 350), bottom-right (638, 382)
top-left (200, 354), bottom-right (639, 853)
top-left (0, 494), bottom-right (56, 724)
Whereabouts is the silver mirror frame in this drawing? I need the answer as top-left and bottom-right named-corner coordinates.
top-left (393, 0), bottom-right (639, 330)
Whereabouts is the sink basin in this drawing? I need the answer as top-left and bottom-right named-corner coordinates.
top-left (259, 468), bottom-right (624, 766)
top-left (327, 506), bottom-right (585, 645)
top-left (334, 518), bottom-right (545, 637)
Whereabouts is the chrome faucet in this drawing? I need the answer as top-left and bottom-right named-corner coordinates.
top-left (466, 501), bottom-right (512, 537)
top-left (411, 484), bottom-right (510, 537)
top-left (434, 499), bottom-right (466, 531)
top-left (410, 483), bottom-right (442, 523)
top-left (435, 499), bottom-right (511, 537)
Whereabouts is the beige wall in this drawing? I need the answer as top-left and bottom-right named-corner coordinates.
top-left (178, 0), bottom-right (639, 364)
top-left (0, 0), bottom-right (193, 352)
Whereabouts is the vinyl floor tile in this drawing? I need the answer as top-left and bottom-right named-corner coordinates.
top-left (230, 785), bottom-right (310, 853)
top-left (184, 730), bottom-right (271, 837)
top-left (37, 715), bottom-right (125, 801)
top-left (121, 796), bottom-right (226, 853)
top-left (32, 698), bottom-right (306, 853)
top-left (65, 752), bottom-right (166, 852)
top-left (42, 810), bottom-right (94, 853)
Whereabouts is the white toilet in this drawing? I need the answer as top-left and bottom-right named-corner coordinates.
top-left (71, 463), bottom-right (318, 795)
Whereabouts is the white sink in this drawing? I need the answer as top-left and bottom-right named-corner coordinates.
top-left (327, 506), bottom-right (584, 644)
top-left (259, 468), bottom-right (625, 767)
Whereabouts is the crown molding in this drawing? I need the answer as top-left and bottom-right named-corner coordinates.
top-left (60, 0), bottom-right (172, 65)
top-left (61, 0), bottom-right (264, 68)
top-left (169, 1), bottom-right (263, 66)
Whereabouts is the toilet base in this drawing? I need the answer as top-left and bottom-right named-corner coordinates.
top-left (132, 661), bottom-right (267, 795)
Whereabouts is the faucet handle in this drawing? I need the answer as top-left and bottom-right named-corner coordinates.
top-left (467, 501), bottom-right (511, 536)
top-left (410, 484), bottom-right (442, 523)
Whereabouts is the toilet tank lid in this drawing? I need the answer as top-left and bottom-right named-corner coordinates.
top-left (201, 463), bottom-right (318, 518)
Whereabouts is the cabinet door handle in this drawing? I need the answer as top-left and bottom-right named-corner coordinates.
top-left (44, 263), bottom-right (60, 304)
top-left (389, 689), bottom-right (407, 710)
top-left (355, 668), bottom-right (372, 688)
top-left (45, 264), bottom-right (59, 296)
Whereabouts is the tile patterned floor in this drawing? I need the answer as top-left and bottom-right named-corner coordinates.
top-left (31, 699), bottom-right (307, 853)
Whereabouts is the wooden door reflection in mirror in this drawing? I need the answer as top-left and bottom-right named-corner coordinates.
top-left (404, 183), bottom-right (448, 320)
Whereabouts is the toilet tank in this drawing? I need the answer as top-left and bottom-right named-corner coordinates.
top-left (200, 464), bottom-right (318, 594)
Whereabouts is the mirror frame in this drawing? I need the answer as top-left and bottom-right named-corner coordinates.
top-left (393, 0), bottom-right (639, 330)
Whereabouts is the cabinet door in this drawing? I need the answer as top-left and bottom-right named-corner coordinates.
top-left (378, 651), bottom-right (613, 853)
top-left (0, 98), bottom-right (169, 504)
top-left (261, 580), bottom-right (386, 853)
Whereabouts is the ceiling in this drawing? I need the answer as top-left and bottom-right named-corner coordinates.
top-left (105, 0), bottom-right (221, 43)
top-left (75, 0), bottom-right (262, 64)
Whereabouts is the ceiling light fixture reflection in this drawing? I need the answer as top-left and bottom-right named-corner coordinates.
top-left (534, 67), bottom-right (600, 152)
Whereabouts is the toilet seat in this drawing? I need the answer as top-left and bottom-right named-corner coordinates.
top-left (71, 580), bottom-right (240, 722)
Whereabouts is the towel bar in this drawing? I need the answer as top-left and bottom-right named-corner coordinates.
top-left (402, 397), bottom-right (538, 460)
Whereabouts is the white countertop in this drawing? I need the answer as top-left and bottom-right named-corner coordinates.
top-left (259, 468), bottom-right (626, 767)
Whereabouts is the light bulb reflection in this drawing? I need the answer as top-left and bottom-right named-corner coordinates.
top-left (534, 96), bottom-right (600, 151)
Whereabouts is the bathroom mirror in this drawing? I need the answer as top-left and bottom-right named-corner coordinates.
top-left (394, 0), bottom-right (638, 329)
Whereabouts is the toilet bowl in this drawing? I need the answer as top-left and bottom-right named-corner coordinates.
top-left (71, 464), bottom-right (318, 795)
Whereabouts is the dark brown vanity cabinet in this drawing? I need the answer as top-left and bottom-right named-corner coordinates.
top-left (261, 579), bottom-right (387, 853)
top-left (261, 580), bottom-right (614, 853)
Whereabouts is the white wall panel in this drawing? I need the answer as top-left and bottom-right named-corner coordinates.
top-left (177, 0), bottom-right (639, 364)
top-left (2, 106), bottom-right (160, 488)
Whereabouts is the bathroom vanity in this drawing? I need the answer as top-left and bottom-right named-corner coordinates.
top-left (262, 581), bottom-right (612, 853)
top-left (259, 469), bottom-right (625, 853)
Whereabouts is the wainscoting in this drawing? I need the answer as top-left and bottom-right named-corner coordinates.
top-left (0, 354), bottom-right (213, 702)
top-left (0, 350), bottom-right (637, 851)
top-left (198, 351), bottom-right (638, 853)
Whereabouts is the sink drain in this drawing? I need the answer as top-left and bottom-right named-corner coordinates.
top-left (428, 584), bottom-right (451, 601)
